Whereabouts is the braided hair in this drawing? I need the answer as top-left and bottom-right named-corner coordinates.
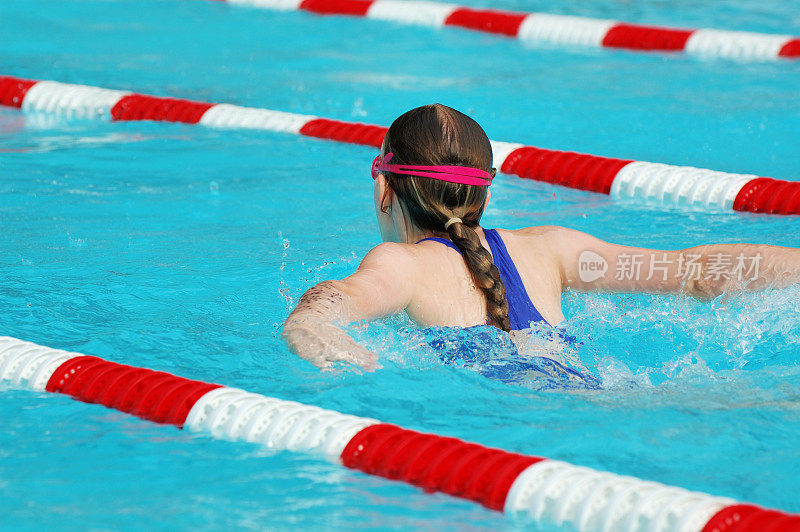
top-left (382, 104), bottom-right (510, 331)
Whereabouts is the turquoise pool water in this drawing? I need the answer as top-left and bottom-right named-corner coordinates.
top-left (1, 0), bottom-right (799, 528)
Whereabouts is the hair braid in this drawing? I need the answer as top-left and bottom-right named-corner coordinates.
top-left (446, 220), bottom-right (511, 332)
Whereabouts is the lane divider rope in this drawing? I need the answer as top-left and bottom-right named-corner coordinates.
top-left (2, 74), bottom-right (799, 215)
top-left (2, 336), bottom-right (800, 530)
top-left (215, 0), bottom-right (800, 61)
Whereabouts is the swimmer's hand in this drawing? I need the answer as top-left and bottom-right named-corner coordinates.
top-left (283, 247), bottom-right (416, 371)
top-left (282, 280), bottom-right (385, 372)
top-left (282, 320), bottom-right (381, 372)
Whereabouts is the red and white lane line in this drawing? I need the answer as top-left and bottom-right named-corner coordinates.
top-left (2, 75), bottom-right (799, 215)
top-left (215, 0), bottom-right (800, 61)
top-left (2, 335), bottom-right (799, 530)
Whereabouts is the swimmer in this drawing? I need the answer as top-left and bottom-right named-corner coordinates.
top-left (282, 104), bottom-right (800, 371)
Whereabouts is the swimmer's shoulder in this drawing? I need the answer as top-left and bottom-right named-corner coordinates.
top-left (360, 237), bottom-right (470, 271)
top-left (493, 225), bottom-right (585, 271)
top-left (359, 242), bottom-right (419, 271)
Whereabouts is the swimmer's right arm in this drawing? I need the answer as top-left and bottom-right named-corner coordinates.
top-left (282, 243), bottom-right (418, 371)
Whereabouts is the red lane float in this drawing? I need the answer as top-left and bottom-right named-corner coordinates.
top-left (111, 94), bottom-right (215, 124)
top-left (46, 355), bottom-right (222, 426)
top-left (2, 74), bottom-right (799, 215)
top-left (341, 423), bottom-right (543, 511)
top-left (3, 335), bottom-right (800, 530)
top-left (500, 146), bottom-right (633, 195)
top-left (300, 117), bottom-right (387, 147)
top-left (0, 76), bottom-right (36, 108)
top-left (216, 0), bottom-right (800, 61)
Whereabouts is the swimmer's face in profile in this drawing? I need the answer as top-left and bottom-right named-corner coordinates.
top-left (370, 103), bottom-right (495, 244)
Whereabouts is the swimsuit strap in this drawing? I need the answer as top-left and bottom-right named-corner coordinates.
top-left (415, 237), bottom-right (461, 253)
top-left (483, 229), bottom-right (549, 329)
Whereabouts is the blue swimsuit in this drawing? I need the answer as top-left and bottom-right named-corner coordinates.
top-left (416, 229), bottom-right (599, 390)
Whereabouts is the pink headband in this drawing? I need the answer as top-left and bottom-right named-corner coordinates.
top-left (371, 152), bottom-right (493, 187)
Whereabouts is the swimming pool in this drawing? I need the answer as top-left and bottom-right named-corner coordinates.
top-left (2, 0), bottom-right (800, 529)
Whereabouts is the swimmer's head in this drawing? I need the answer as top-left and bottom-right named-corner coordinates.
top-left (372, 104), bottom-right (510, 331)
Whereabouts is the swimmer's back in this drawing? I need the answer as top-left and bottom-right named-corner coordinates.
top-left (349, 225), bottom-right (567, 329)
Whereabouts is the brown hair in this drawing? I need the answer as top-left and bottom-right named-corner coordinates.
top-left (381, 104), bottom-right (510, 332)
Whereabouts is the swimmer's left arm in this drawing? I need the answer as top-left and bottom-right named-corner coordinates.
top-left (282, 243), bottom-right (417, 370)
top-left (546, 227), bottom-right (800, 298)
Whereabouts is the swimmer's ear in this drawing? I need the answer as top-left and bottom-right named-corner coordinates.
top-left (375, 173), bottom-right (394, 213)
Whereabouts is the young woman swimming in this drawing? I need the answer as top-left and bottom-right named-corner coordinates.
top-left (282, 104), bottom-right (800, 371)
